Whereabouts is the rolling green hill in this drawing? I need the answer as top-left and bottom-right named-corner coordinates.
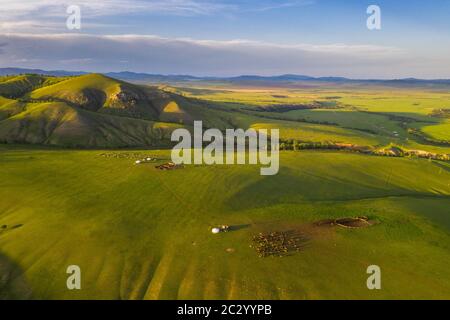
top-left (0, 74), bottom-right (65, 98)
top-left (29, 74), bottom-right (159, 117)
top-left (2, 73), bottom-right (449, 153)
top-left (0, 74), bottom-right (238, 148)
top-left (0, 102), bottom-right (185, 148)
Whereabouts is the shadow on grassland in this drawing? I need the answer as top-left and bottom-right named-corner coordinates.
top-left (224, 167), bottom-right (411, 212)
top-left (0, 252), bottom-right (32, 300)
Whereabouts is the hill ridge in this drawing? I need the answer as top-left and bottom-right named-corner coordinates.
top-left (0, 73), bottom-right (239, 148)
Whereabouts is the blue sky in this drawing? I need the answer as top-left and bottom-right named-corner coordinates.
top-left (1, 0), bottom-right (450, 78)
top-left (90, 0), bottom-right (450, 45)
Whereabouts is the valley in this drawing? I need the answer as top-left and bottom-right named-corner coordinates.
top-left (0, 73), bottom-right (450, 299)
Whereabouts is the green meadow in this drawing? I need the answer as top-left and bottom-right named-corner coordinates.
top-left (1, 147), bottom-right (450, 299)
top-left (178, 84), bottom-right (450, 153)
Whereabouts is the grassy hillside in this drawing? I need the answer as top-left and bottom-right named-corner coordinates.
top-left (0, 74), bottom-right (238, 148)
top-left (0, 147), bottom-right (449, 299)
top-left (0, 102), bottom-right (183, 147)
top-left (0, 74), bottom-right (65, 98)
top-left (2, 74), bottom-right (449, 152)
top-left (0, 97), bottom-right (25, 120)
top-left (29, 74), bottom-right (161, 118)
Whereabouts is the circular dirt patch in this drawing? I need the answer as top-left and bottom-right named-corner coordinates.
top-left (335, 217), bottom-right (372, 228)
top-left (314, 216), bottom-right (375, 229)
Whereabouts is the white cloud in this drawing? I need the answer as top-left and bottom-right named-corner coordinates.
top-left (0, 33), bottom-right (438, 78)
top-left (249, 0), bottom-right (314, 12)
top-left (0, 0), bottom-right (236, 33)
top-left (0, 0), bottom-right (322, 33)
top-left (0, 0), bottom-right (234, 20)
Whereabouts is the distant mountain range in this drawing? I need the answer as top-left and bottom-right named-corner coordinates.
top-left (2, 67), bottom-right (450, 86)
top-left (0, 68), bottom-right (87, 77)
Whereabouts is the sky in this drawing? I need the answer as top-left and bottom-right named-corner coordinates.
top-left (1, 0), bottom-right (450, 78)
